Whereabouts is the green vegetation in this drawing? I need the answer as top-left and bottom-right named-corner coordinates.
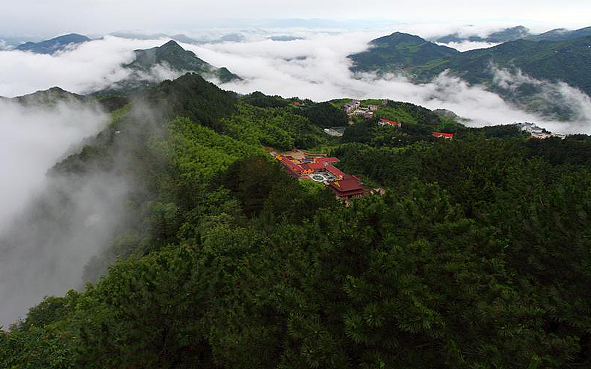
top-left (436, 25), bottom-right (531, 44)
top-left (2, 74), bottom-right (591, 368)
top-left (349, 32), bottom-right (459, 74)
top-left (126, 40), bottom-right (241, 83)
top-left (349, 32), bottom-right (591, 119)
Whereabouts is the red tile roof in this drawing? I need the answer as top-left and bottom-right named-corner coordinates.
top-left (276, 155), bottom-right (303, 176)
top-left (327, 174), bottom-right (366, 197)
top-left (431, 131), bottom-right (454, 138)
top-left (301, 162), bottom-right (326, 171)
top-left (326, 165), bottom-right (345, 178)
top-left (380, 118), bottom-right (401, 126)
top-left (315, 157), bottom-right (339, 164)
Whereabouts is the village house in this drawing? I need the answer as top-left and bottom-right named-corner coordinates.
top-left (353, 108), bottom-right (373, 118)
top-left (344, 100), bottom-right (361, 113)
top-left (515, 122), bottom-right (565, 139)
top-left (431, 131), bottom-right (454, 139)
top-left (378, 118), bottom-right (402, 128)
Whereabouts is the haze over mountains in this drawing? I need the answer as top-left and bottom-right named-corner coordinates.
top-left (349, 30), bottom-right (591, 120)
top-left (2, 23), bottom-right (591, 131)
top-left (109, 40), bottom-right (240, 91)
top-left (3, 7), bottom-right (591, 364)
top-left (434, 25), bottom-right (591, 44)
top-left (15, 33), bottom-right (91, 54)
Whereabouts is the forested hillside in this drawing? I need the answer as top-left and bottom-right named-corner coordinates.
top-left (349, 32), bottom-right (591, 119)
top-left (1, 73), bottom-right (591, 368)
top-left (350, 32), bottom-right (591, 97)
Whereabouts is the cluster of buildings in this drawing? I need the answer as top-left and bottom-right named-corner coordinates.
top-left (343, 100), bottom-right (385, 119)
top-left (515, 122), bottom-right (566, 139)
top-left (275, 154), bottom-right (368, 199)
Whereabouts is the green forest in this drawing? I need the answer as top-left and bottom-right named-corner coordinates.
top-left (2, 73), bottom-right (591, 368)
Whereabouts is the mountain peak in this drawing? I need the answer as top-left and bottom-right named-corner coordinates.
top-left (16, 33), bottom-right (90, 54)
top-left (161, 40), bottom-right (183, 49)
top-left (373, 32), bottom-right (427, 45)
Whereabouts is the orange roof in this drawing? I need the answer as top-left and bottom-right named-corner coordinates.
top-left (326, 165), bottom-right (345, 178)
top-left (301, 162), bottom-right (326, 171)
top-left (380, 118), bottom-right (401, 126)
top-left (328, 174), bottom-right (363, 192)
top-left (277, 155), bottom-right (303, 175)
top-left (315, 157), bottom-right (339, 164)
top-left (431, 131), bottom-right (454, 138)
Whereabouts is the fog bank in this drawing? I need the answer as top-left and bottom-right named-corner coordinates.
top-left (0, 99), bottom-right (113, 327)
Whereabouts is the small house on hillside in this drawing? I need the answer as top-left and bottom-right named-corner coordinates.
top-left (379, 118), bottom-right (402, 128)
top-left (431, 131), bottom-right (454, 139)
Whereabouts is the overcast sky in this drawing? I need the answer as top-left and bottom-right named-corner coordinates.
top-left (1, 0), bottom-right (590, 37)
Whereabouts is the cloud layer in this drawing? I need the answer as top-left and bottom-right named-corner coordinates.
top-left (2, 31), bottom-right (591, 134)
top-left (0, 99), bottom-right (111, 327)
top-left (0, 36), bottom-right (170, 97)
top-left (185, 32), bottom-right (591, 133)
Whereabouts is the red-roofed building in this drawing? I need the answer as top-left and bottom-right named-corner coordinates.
top-left (325, 165), bottom-right (345, 179)
top-left (327, 174), bottom-right (367, 199)
top-left (379, 118), bottom-right (402, 128)
top-left (276, 155), bottom-right (303, 177)
top-left (431, 131), bottom-right (454, 139)
top-left (275, 154), bottom-right (369, 201)
top-left (315, 157), bottom-right (339, 164)
top-left (300, 162), bottom-right (327, 173)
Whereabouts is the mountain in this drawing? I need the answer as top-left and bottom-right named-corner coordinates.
top-left (524, 26), bottom-right (591, 41)
top-left (16, 33), bottom-right (91, 54)
top-left (349, 32), bottom-right (459, 74)
top-left (423, 36), bottom-right (591, 96)
top-left (126, 40), bottom-right (240, 82)
top-left (4, 72), bottom-right (591, 368)
top-left (109, 31), bottom-right (202, 44)
top-left (102, 40), bottom-right (240, 93)
top-left (11, 86), bottom-right (90, 106)
top-left (349, 32), bottom-right (591, 119)
top-left (435, 25), bottom-right (591, 44)
top-left (435, 26), bottom-right (532, 44)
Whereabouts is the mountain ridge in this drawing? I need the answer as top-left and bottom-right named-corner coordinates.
top-left (349, 32), bottom-right (591, 119)
top-left (16, 33), bottom-right (91, 54)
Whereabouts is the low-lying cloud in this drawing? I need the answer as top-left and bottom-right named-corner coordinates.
top-left (436, 40), bottom-right (499, 52)
top-left (182, 32), bottom-right (591, 133)
top-left (0, 36), bottom-right (173, 97)
top-left (3, 30), bottom-right (590, 133)
top-left (0, 99), bottom-right (115, 327)
top-left (0, 99), bottom-right (108, 231)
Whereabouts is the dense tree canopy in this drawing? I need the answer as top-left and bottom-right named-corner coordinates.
top-left (2, 77), bottom-right (591, 369)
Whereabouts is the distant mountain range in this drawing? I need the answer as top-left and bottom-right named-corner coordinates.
top-left (108, 31), bottom-right (245, 44)
top-left (15, 33), bottom-right (91, 54)
top-left (435, 25), bottom-right (591, 44)
top-left (524, 26), bottom-right (591, 42)
top-left (349, 31), bottom-right (591, 119)
top-left (8, 33), bottom-right (241, 93)
top-left (435, 26), bottom-right (531, 44)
